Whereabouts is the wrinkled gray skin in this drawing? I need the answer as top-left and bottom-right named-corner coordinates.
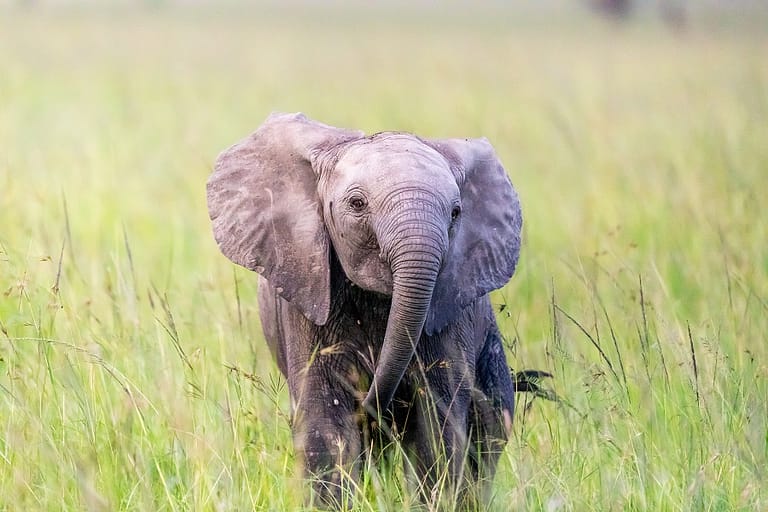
top-left (207, 113), bottom-right (522, 509)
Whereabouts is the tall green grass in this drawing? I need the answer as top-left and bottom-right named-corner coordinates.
top-left (1, 5), bottom-right (766, 510)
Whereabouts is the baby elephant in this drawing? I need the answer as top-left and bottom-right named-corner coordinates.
top-left (207, 113), bottom-right (522, 509)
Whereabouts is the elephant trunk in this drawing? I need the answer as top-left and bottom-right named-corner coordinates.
top-left (362, 220), bottom-right (445, 415)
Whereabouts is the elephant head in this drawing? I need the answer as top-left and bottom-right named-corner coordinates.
top-left (207, 113), bottom-right (522, 414)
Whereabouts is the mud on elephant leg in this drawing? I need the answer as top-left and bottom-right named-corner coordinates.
top-left (291, 368), bottom-right (363, 508)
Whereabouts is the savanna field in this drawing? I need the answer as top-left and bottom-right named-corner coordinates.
top-left (1, 3), bottom-right (767, 510)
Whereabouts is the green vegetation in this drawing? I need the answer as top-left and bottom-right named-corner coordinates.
top-left (1, 4), bottom-right (766, 510)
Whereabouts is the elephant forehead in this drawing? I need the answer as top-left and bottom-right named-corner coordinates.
top-left (338, 134), bottom-right (450, 179)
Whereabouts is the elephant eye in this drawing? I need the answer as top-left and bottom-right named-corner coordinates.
top-left (451, 206), bottom-right (461, 221)
top-left (349, 196), bottom-right (367, 212)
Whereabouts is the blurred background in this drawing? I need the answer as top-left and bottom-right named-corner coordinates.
top-left (1, 1), bottom-right (766, 510)
top-left (3, 0), bottom-right (766, 271)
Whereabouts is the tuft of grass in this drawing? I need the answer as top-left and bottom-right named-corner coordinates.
top-left (1, 3), bottom-right (767, 510)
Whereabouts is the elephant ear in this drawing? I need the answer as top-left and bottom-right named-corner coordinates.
top-left (207, 112), bottom-right (363, 325)
top-left (423, 137), bottom-right (522, 335)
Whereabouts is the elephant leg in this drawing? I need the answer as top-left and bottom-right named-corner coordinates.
top-left (466, 388), bottom-right (508, 505)
top-left (290, 353), bottom-right (363, 509)
top-left (402, 356), bottom-right (473, 508)
top-left (467, 326), bottom-right (515, 502)
top-left (268, 294), bottom-right (364, 509)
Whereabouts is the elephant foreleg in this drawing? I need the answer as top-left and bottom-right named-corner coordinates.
top-left (403, 356), bottom-right (473, 508)
top-left (290, 354), bottom-right (363, 509)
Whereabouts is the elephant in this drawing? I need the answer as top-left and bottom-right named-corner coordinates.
top-left (206, 112), bottom-right (522, 509)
